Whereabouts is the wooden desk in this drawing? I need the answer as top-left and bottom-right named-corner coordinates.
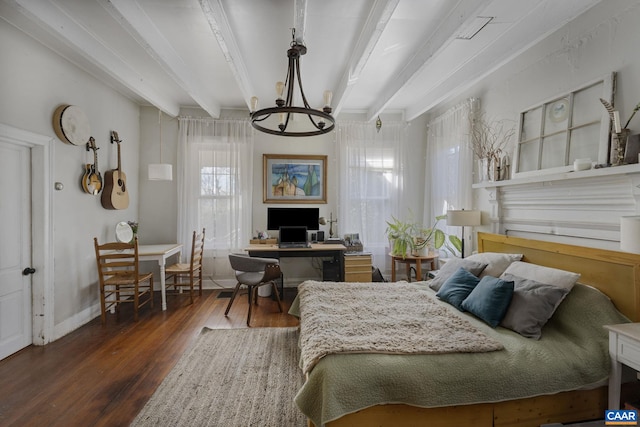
top-left (390, 252), bottom-right (439, 282)
top-left (244, 244), bottom-right (347, 281)
top-left (138, 244), bottom-right (183, 311)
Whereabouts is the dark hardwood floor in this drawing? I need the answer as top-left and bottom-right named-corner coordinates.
top-left (0, 288), bottom-right (299, 427)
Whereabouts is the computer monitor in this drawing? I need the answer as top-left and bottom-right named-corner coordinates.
top-left (267, 207), bottom-right (319, 230)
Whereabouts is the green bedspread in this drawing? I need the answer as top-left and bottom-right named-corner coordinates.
top-left (289, 282), bottom-right (629, 427)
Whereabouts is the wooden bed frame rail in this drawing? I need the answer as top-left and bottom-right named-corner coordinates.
top-left (311, 232), bottom-right (640, 427)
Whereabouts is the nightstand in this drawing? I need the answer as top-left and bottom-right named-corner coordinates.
top-left (604, 323), bottom-right (640, 409)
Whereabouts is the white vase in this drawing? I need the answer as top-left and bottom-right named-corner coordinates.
top-left (478, 158), bottom-right (498, 182)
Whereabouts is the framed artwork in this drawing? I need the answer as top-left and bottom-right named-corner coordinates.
top-left (263, 154), bottom-right (327, 203)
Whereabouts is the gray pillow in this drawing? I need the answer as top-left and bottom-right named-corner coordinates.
top-left (499, 273), bottom-right (570, 339)
top-left (465, 252), bottom-right (523, 278)
top-left (429, 258), bottom-right (487, 291)
top-left (501, 261), bottom-right (579, 292)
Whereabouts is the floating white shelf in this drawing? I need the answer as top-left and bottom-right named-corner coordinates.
top-left (472, 163), bottom-right (640, 189)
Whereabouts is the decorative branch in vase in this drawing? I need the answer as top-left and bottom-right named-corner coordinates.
top-left (600, 98), bottom-right (640, 166)
top-left (469, 113), bottom-right (515, 182)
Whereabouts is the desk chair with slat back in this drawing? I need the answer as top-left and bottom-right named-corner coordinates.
top-left (165, 228), bottom-right (205, 304)
top-left (94, 236), bottom-right (154, 324)
top-left (226, 254), bottom-right (283, 326)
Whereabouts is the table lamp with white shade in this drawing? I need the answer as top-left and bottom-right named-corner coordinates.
top-left (446, 209), bottom-right (481, 258)
top-left (620, 216), bottom-right (640, 253)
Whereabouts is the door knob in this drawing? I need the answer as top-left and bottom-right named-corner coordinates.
top-left (22, 267), bottom-right (36, 275)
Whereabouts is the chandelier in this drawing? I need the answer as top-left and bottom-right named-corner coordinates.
top-left (250, 29), bottom-right (335, 137)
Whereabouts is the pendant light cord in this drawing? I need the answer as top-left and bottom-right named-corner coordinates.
top-left (158, 109), bottom-right (163, 162)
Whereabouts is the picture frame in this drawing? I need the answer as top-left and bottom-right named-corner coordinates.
top-left (263, 154), bottom-right (327, 203)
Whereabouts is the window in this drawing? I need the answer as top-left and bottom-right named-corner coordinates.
top-left (177, 118), bottom-right (253, 256)
top-left (344, 148), bottom-right (396, 247)
top-left (198, 153), bottom-right (238, 250)
top-left (515, 73), bottom-right (614, 176)
top-left (336, 121), bottom-right (406, 270)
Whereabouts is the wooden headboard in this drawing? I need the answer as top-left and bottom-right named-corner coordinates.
top-left (477, 232), bottom-right (640, 322)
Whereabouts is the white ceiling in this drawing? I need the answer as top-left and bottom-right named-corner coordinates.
top-left (1, 0), bottom-right (602, 121)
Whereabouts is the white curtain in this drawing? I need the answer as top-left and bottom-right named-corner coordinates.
top-left (336, 120), bottom-right (408, 270)
top-left (424, 98), bottom-right (479, 255)
top-left (177, 117), bottom-right (254, 264)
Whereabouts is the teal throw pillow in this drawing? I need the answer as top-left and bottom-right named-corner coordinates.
top-left (435, 267), bottom-right (481, 310)
top-left (461, 276), bottom-right (514, 327)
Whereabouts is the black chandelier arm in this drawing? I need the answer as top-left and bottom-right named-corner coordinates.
top-left (305, 112), bottom-right (326, 131)
top-left (294, 57), bottom-right (313, 110)
top-left (285, 56), bottom-right (295, 107)
top-left (252, 113), bottom-right (271, 123)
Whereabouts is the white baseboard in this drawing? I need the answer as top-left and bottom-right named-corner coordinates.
top-left (53, 303), bottom-right (101, 341)
top-left (51, 275), bottom-right (312, 342)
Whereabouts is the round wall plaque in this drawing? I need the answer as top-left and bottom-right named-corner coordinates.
top-left (52, 104), bottom-right (91, 146)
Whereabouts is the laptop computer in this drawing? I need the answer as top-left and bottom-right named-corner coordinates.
top-left (279, 226), bottom-right (310, 248)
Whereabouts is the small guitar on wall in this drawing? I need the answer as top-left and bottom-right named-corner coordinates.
top-left (81, 137), bottom-right (102, 195)
top-left (101, 131), bottom-right (130, 210)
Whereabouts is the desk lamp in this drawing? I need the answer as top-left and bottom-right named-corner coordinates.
top-left (446, 209), bottom-right (481, 258)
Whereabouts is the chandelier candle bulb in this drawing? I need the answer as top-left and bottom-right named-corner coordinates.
top-left (323, 90), bottom-right (333, 108)
top-left (276, 81), bottom-right (285, 98)
top-left (250, 96), bottom-right (259, 112)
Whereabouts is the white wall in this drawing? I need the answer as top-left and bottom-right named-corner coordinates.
top-left (0, 20), bottom-right (140, 337)
top-left (137, 107), bottom-right (427, 284)
top-left (420, 0), bottom-right (640, 250)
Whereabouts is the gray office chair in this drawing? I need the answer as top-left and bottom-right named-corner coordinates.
top-left (226, 254), bottom-right (283, 326)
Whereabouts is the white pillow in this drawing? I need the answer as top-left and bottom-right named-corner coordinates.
top-left (500, 261), bottom-right (580, 291)
top-left (466, 252), bottom-right (523, 278)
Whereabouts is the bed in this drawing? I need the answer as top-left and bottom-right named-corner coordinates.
top-left (291, 232), bottom-right (640, 427)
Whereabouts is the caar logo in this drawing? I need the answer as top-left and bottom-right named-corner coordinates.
top-left (606, 410), bottom-right (638, 425)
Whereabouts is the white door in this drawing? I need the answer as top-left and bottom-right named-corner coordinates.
top-left (0, 141), bottom-right (32, 360)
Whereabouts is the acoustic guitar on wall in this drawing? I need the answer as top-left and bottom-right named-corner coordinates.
top-left (101, 131), bottom-right (129, 210)
top-left (81, 137), bottom-right (102, 195)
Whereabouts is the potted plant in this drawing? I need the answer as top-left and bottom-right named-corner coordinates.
top-left (386, 214), bottom-right (462, 258)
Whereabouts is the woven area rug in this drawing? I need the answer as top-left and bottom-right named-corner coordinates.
top-left (131, 327), bottom-right (305, 427)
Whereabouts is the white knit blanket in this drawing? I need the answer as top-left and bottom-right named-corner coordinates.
top-left (297, 281), bottom-right (504, 374)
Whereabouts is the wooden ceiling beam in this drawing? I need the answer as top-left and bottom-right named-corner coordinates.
top-left (366, 0), bottom-right (492, 121)
top-left (100, 0), bottom-right (220, 118)
top-left (8, 0), bottom-right (180, 117)
top-left (199, 0), bottom-right (254, 112)
top-left (403, 0), bottom-right (603, 121)
top-left (331, 0), bottom-right (400, 117)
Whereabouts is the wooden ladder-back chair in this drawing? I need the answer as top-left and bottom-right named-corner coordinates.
top-left (93, 236), bottom-right (154, 324)
top-left (165, 228), bottom-right (205, 304)
top-left (226, 254), bottom-right (283, 326)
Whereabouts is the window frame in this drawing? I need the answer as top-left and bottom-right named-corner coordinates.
top-left (513, 73), bottom-right (615, 178)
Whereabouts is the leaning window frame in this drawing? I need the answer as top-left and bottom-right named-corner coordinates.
top-left (513, 72), bottom-right (615, 178)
